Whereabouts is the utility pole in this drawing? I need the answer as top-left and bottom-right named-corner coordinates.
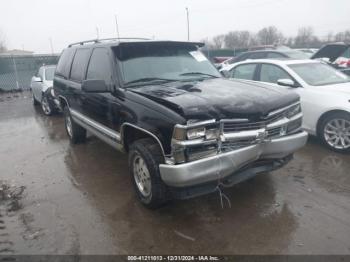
top-left (186, 7), bottom-right (190, 41)
top-left (96, 27), bottom-right (100, 39)
top-left (49, 37), bottom-right (54, 54)
top-left (115, 15), bottom-right (120, 38)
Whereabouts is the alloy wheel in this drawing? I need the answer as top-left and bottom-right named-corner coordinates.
top-left (133, 154), bottom-right (152, 198)
top-left (324, 118), bottom-right (350, 150)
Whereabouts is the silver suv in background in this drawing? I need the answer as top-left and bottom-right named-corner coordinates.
top-left (31, 65), bottom-right (60, 115)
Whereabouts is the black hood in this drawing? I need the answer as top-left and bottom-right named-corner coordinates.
top-left (311, 43), bottom-right (349, 62)
top-left (130, 78), bottom-right (299, 121)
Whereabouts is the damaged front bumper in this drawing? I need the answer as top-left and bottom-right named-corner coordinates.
top-left (159, 131), bottom-right (308, 188)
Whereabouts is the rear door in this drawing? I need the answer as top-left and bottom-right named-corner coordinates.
top-left (81, 47), bottom-right (120, 129)
top-left (67, 48), bottom-right (91, 112)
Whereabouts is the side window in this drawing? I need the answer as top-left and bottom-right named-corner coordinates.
top-left (260, 64), bottom-right (292, 84)
top-left (248, 52), bottom-right (266, 59)
top-left (266, 52), bottom-right (285, 58)
top-left (230, 64), bottom-right (257, 80)
top-left (70, 49), bottom-right (91, 82)
top-left (86, 48), bottom-right (113, 85)
top-left (56, 49), bottom-right (75, 78)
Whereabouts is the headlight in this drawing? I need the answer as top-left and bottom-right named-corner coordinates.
top-left (286, 104), bottom-right (301, 118)
top-left (187, 127), bottom-right (206, 140)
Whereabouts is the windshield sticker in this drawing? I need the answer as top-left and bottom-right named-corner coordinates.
top-left (189, 51), bottom-right (208, 62)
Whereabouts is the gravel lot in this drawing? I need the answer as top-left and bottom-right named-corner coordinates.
top-left (0, 91), bottom-right (350, 255)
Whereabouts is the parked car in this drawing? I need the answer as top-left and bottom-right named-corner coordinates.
top-left (295, 48), bottom-right (318, 56)
top-left (220, 49), bottom-right (309, 69)
top-left (31, 65), bottom-right (60, 115)
top-left (221, 59), bottom-right (350, 153)
top-left (54, 39), bottom-right (307, 208)
top-left (311, 43), bottom-right (350, 76)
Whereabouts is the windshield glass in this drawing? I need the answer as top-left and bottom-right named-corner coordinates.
top-left (45, 67), bottom-right (56, 81)
top-left (283, 51), bottom-right (309, 59)
top-left (114, 43), bottom-right (221, 85)
top-left (289, 62), bottom-right (350, 86)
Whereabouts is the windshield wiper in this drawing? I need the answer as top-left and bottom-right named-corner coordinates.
top-left (124, 77), bottom-right (178, 86)
top-left (179, 72), bottom-right (219, 78)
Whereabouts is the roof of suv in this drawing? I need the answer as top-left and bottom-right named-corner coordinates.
top-left (67, 38), bottom-right (205, 48)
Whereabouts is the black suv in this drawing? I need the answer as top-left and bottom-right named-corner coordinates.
top-left (54, 38), bottom-right (308, 208)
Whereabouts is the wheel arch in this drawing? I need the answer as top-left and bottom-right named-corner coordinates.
top-left (316, 109), bottom-right (350, 136)
top-left (58, 95), bottom-right (69, 110)
top-left (121, 123), bottom-right (167, 159)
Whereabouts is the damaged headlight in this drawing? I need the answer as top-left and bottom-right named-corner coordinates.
top-left (286, 103), bottom-right (301, 118)
top-left (171, 120), bottom-right (219, 163)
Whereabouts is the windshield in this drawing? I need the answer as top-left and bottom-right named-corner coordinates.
top-left (283, 51), bottom-right (309, 59)
top-left (289, 62), bottom-right (350, 86)
top-left (44, 67), bottom-right (56, 81)
top-left (114, 43), bottom-right (221, 86)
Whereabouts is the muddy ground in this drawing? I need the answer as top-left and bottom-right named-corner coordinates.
top-left (0, 91), bottom-right (350, 255)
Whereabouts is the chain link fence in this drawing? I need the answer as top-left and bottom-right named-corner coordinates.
top-left (0, 55), bottom-right (59, 91)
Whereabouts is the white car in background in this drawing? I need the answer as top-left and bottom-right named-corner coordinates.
top-left (30, 65), bottom-right (59, 115)
top-left (221, 59), bottom-right (350, 153)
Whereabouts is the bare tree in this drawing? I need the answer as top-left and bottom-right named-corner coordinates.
top-left (334, 30), bottom-right (350, 42)
top-left (211, 34), bottom-right (224, 49)
top-left (224, 30), bottom-right (253, 48)
top-left (294, 27), bottom-right (320, 48)
top-left (256, 26), bottom-right (284, 46)
top-left (0, 30), bottom-right (6, 53)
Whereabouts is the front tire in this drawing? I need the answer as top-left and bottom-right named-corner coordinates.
top-left (64, 107), bottom-right (86, 144)
top-left (319, 112), bottom-right (350, 153)
top-left (128, 138), bottom-right (170, 208)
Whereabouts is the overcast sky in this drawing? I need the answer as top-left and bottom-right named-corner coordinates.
top-left (0, 0), bottom-right (349, 53)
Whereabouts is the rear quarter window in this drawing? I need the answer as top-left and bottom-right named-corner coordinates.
top-left (56, 49), bottom-right (75, 79)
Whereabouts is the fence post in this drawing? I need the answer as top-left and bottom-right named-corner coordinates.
top-left (12, 56), bottom-right (20, 90)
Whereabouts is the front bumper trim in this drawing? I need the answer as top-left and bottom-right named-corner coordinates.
top-left (159, 131), bottom-right (308, 187)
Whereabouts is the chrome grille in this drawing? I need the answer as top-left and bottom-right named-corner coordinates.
top-left (222, 110), bottom-right (286, 133)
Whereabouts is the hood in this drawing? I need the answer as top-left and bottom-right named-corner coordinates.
top-left (130, 78), bottom-right (299, 121)
top-left (312, 44), bottom-right (349, 62)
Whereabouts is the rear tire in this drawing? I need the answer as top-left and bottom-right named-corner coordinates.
top-left (64, 107), bottom-right (86, 144)
top-left (319, 112), bottom-right (350, 153)
top-left (128, 138), bottom-right (170, 208)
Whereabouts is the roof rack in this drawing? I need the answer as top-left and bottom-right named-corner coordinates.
top-left (68, 37), bottom-right (150, 47)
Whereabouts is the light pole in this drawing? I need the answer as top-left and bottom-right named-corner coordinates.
top-left (115, 15), bottom-right (120, 38)
top-left (186, 7), bottom-right (190, 41)
top-left (49, 37), bottom-right (54, 54)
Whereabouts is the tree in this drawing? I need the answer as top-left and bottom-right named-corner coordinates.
top-left (212, 34), bottom-right (225, 49)
top-left (256, 26), bottom-right (284, 46)
top-left (294, 27), bottom-right (320, 48)
top-left (224, 30), bottom-right (253, 48)
top-left (334, 30), bottom-right (350, 42)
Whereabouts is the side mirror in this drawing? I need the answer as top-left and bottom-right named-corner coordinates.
top-left (82, 80), bottom-right (109, 93)
top-left (221, 70), bottom-right (230, 78)
top-left (277, 79), bottom-right (296, 88)
top-left (33, 76), bottom-right (42, 82)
